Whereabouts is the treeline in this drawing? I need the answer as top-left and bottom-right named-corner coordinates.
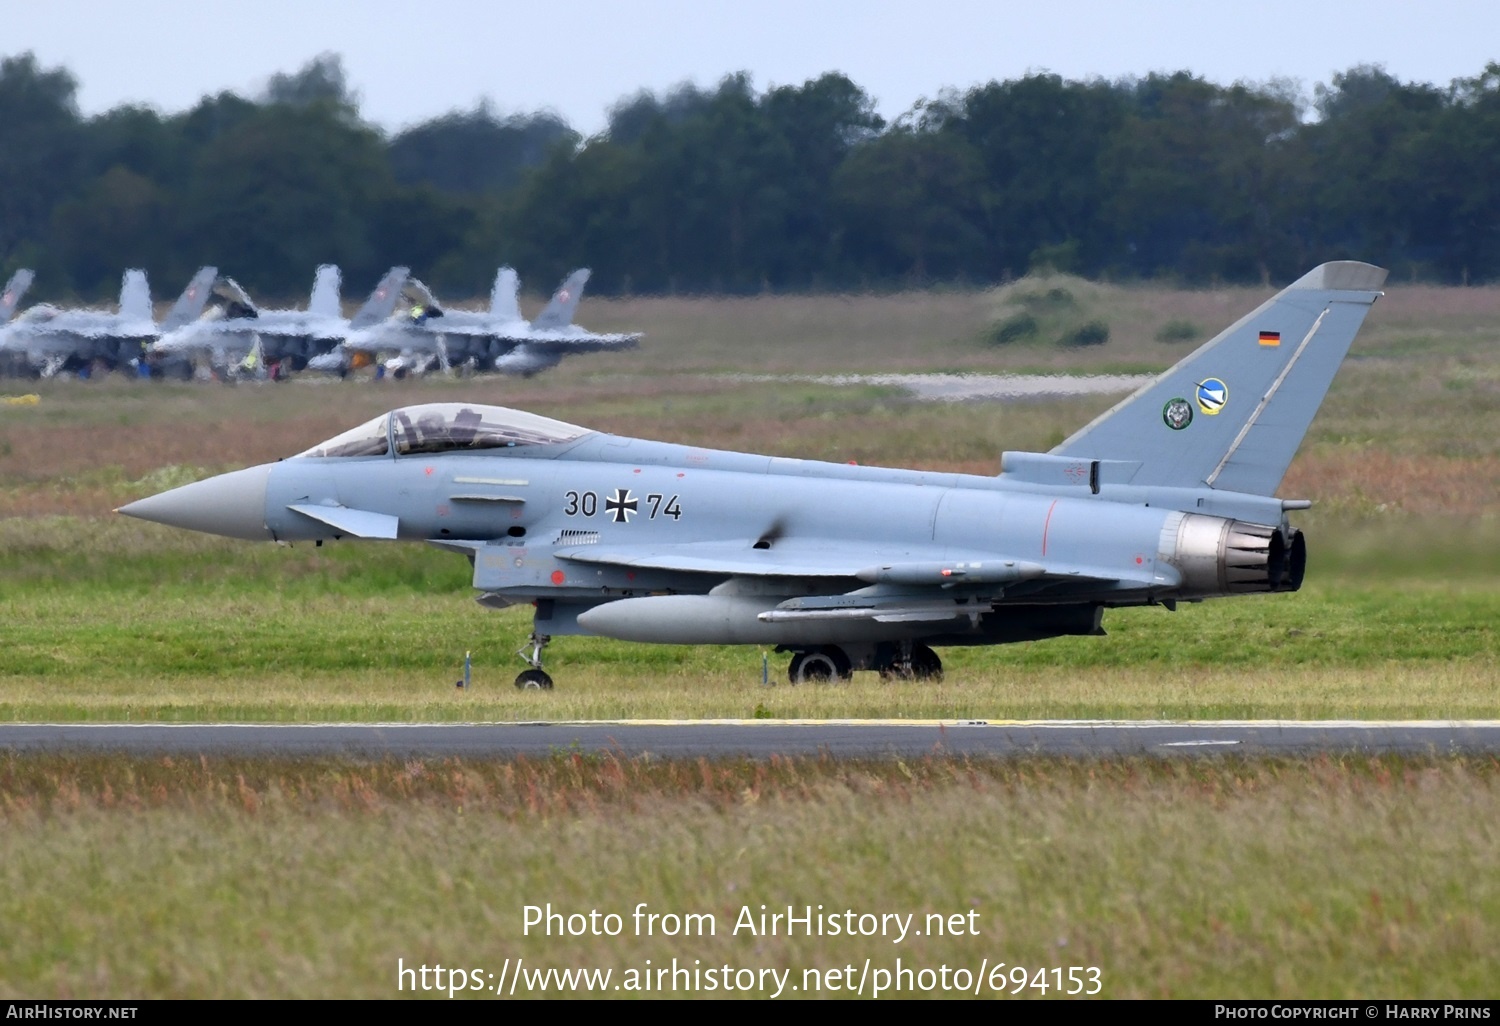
top-left (4, 51), bottom-right (1500, 301)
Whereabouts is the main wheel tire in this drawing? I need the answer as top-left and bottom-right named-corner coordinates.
top-left (910, 644), bottom-right (943, 681)
top-left (788, 647), bottom-right (850, 684)
top-left (514, 668), bottom-right (554, 690)
top-left (878, 644), bottom-right (944, 681)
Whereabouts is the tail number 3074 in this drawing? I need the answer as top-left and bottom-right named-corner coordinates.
top-left (564, 490), bottom-right (683, 521)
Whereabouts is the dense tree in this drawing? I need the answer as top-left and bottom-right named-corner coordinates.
top-left (940, 75), bottom-right (1128, 278)
top-left (1096, 73), bottom-right (1304, 282)
top-left (389, 103), bottom-right (577, 195)
top-left (0, 54), bottom-right (87, 285)
top-left (1294, 67), bottom-right (1445, 275)
top-left (262, 52), bottom-right (359, 113)
top-left (760, 73), bottom-right (884, 285)
top-left (1421, 63), bottom-right (1500, 282)
top-left (833, 128), bottom-right (987, 283)
top-left (605, 83), bottom-right (715, 146)
top-left (7, 49), bottom-right (1500, 297)
top-left (177, 101), bottom-right (395, 295)
top-left (51, 167), bottom-right (173, 296)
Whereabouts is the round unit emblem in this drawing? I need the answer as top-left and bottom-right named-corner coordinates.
top-left (1163, 397), bottom-right (1193, 430)
top-left (1197, 378), bottom-right (1228, 415)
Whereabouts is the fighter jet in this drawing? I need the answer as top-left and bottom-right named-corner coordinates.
top-left (150, 266), bottom-right (411, 378)
top-left (119, 262), bottom-right (1386, 689)
top-left (0, 267), bottom-right (217, 378)
top-left (502, 269), bottom-right (642, 376)
top-left (335, 267), bottom-right (640, 377)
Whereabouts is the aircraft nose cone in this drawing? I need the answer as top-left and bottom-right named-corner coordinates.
top-left (117, 464), bottom-right (272, 540)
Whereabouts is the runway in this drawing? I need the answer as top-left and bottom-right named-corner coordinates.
top-left (3, 720), bottom-right (1499, 759)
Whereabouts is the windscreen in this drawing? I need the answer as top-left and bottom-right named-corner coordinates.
top-left (391, 403), bottom-right (590, 455)
top-left (294, 413), bottom-right (391, 458)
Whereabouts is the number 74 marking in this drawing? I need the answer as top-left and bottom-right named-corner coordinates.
top-left (645, 493), bottom-right (683, 520)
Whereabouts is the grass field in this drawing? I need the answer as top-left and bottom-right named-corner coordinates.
top-left (1, 276), bottom-right (1497, 998)
top-left (1, 753), bottom-right (1497, 998)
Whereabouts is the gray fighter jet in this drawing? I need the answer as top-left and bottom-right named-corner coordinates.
top-left (150, 266), bottom-right (410, 378)
top-left (0, 267), bottom-right (217, 378)
top-left (484, 267), bottom-right (643, 376)
top-left (119, 262), bottom-right (1385, 689)
top-left (335, 267), bottom-right (640, 377)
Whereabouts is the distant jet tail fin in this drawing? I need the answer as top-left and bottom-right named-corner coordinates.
top-left (531, 268), bottom-right (590, 330)
top-left (119, 269), bottom-right (152, 324)
top-left (349, 267), bottom-right (409, 330)
top-left (309, 265), bottom-right (341, 318)
top-left (1, 269), bottom-right (34, 321)
top-left (490, 266), bottom-right (521, 323)
top-left (159, 266), bottom-right (219, 331)
top-left (1050, 261), bottom-right (1387, 496)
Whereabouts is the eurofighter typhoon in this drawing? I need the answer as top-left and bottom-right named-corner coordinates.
top-left (119, 262), bottom-right (1386, 688)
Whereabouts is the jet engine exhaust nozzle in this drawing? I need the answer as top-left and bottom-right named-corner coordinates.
top-left (1161, 512), bottom-right (1304, 597)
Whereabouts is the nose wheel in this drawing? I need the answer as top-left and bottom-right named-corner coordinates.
top-left (514, 632), bottom-right (555, 690)
top-left (515, 668), bottom-right (554, 690)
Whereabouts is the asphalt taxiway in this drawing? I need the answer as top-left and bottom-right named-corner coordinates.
top-left (2, 720), bottom-right (1498, 759)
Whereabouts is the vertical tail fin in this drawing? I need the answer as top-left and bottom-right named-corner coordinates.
top-left (309, 265), bottom-right (341, 318)
top-left (348, 266), bottom-right (409, 330)
top-left (159, 267), bottom-right (219, 331)
top-left (119, 269), bottom-right (152, 324)
top-left (1051, 262), bottom-right (1387, 496)
top-left (531, 268), bottom-right (590, 330)
top-left (490, 266), bottom-right (521, 323)
top-left (1, 269), bottom-right (34, 321)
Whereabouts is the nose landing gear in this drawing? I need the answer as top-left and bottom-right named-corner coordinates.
top-left (514, 632), bottom-right (554, 690)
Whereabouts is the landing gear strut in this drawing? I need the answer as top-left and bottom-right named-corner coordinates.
top-left (514, 632), bottom-right (554, 690)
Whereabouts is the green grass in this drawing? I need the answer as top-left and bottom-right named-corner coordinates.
top-left (0, 516), bottom-right (1493, 721)
top-left (0, 753), bottom-right (1496, 998)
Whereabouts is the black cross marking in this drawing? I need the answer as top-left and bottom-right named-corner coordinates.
top-left (605, 488), bottom-right (638, 524)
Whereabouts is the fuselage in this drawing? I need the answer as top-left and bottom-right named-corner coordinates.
top-left (121, 404), bottom-right (1299, 651)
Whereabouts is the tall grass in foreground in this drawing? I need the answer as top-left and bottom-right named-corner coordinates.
top-left (0, 753), bottom-right (1495, 998)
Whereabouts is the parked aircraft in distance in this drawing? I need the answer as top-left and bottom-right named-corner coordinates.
top-left (119, 263), bottom-right (1385, 689)
top-left (0, 267), bottom-right (217, 378)
top-left (335, 267), bottom-right (640, 377)
top-left (150, 266), bottom-right (410, 378)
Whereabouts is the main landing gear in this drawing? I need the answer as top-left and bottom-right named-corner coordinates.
top-left (514, 631), bottom-right (554, 690)
top-left (785, 642), bottom-right (944, 684)
top-left (788, 647), bottom-right (852, 684)
top-left (879, 642), bottom-right (944, 682)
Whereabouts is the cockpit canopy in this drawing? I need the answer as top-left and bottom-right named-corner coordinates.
top-left (18, 304), bottom-right (60, 323)
top-left (294, 403), bottom-right (591, 459)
